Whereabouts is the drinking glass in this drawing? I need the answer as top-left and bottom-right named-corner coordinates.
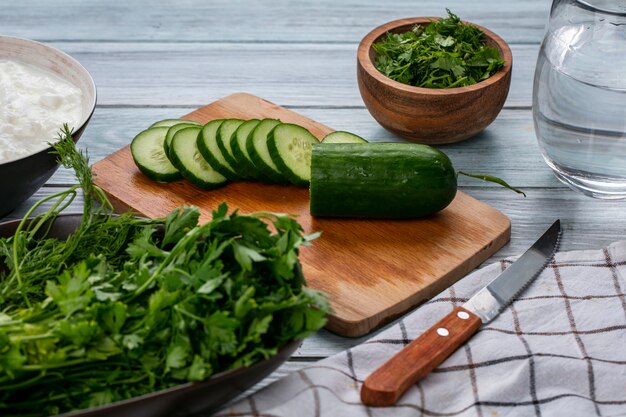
top-left (533, 0), bottom-right (626, 199)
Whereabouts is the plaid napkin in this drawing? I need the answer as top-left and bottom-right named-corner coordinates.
top-left (216, 241), bottom-right (626, 417)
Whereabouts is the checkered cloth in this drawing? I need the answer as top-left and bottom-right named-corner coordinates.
top-left (217, 241), bottom-right (626, 417)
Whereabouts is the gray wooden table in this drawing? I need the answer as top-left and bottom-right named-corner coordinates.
top-left (3, 0), bottom-right (625, 406)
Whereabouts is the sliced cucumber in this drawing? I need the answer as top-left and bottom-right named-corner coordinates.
top-left (168, 126), bottom-right (228, 189)
top-left (216, 119), bottom-right (245, 173)
top-left (322, 131), bottom-right (368, 144)
top-left (267, 123), bottom-right (319, 186)
top-left (164, 123), bottom-right (202, 159)
top-left (130, 127), bottom-right (182, 182)
top-left (230, 119), bottom-right (268, 180)
top-left (150, 119), bottom-right (201, 128)
top-left (246, 119), bottom-right (285, 183)
top-left (197, 120), bottom-right (239, 181)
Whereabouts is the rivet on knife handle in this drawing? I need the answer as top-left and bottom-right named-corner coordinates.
top-left (360, 306), bottom-right (481, 406)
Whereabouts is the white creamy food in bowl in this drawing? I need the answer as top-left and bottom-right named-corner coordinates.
top-left (0, 36), bottom-right (96, 216)
top-left (0, 60), bottom-right (84, 162)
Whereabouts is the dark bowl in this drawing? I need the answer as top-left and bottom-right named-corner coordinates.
top-left (0, 36), bottom-right (97, 217)
top-left (0, 214), bottom-right (300, 417)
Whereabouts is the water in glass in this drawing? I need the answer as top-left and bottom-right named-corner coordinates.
top-left (533, 0), bottom-right (626, 198)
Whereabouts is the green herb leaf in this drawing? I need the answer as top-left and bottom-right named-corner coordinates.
top-left (372, 9), bottom-right (505, 88)
top-left (166, 343), bottom-right (189, 370)
top-left (457, 171), bottom-right (527, 196)
top-left (162, 206), bottom-right (200, 247)
top-left (0, 130), bottom-right (331, 416)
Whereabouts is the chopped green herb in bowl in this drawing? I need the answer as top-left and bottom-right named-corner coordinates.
top-left (372, 10), bottom-right (505, 89)
top-left (357, 11), bottom-right (512, 143)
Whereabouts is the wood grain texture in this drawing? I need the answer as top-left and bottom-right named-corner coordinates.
top-left (6, 0), bottom-right (623, 404)
top-left (31, 42), bottom-right (538, 108)
top-left (361, 306), bottom-right (481, 406)
top-left (357, 18), bottom-right (512, 144)
top-left (91, 93), bottom-right (511, 336)
top-left (16, 186), bottom-right (625, 261)
top-left (2, 0), bottom-right (549, 44)
top-left (48, 108), bottom-right (556, 188)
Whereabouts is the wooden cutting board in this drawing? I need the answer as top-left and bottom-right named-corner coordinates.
top-left (92, 92), bottom-right (510, 337)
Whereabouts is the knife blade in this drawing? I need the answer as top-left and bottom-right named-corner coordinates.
top-left (360, 220), bottom-right (561, 407)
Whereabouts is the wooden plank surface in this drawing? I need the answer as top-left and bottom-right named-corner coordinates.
top-left (91, 93), bottom-right (511, 336)
top-left (48, 108), bottom-right (555, 188)
top-left (28, 42), bottom-right (538, 108)
top-left (1, 0), bottom-right (549, 44)
top-left (13, 186), bottom-right (626, 267)
top-left (5, 0), bottom-right (625, 405)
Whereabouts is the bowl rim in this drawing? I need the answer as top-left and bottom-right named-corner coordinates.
top-left (0, 35), bottom-right (97, 165)
top-left (357, 17), bottom-right (513, 96)
top-left (55, 339), bottom-right (302, 417)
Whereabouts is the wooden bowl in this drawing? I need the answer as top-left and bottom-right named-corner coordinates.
top-left (357, 18), bottom-right (512, 144)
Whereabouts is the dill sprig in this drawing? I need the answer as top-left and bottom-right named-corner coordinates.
top-left (0, 127), bottom-right (330, 416)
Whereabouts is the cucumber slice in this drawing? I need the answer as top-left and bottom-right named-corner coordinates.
top-left (197, 120), bottom-right (239, 181)
top-left (267, 123), bottom-right (319, 186)
top-left (150, 119), bottom-right (201, 128)
top-left (169, 126), bottom-right (228, 189)
top-left (246, 119), bottom-right (286, 183)
top-left (216, 119), bottom-right (245, 173)
top-left (322, 131), bottom-right (368, 144)
top-left (130, 127), bottom-right (182, 182)
top-left (230, 119), bottom-right (268, 180)
top-left (164, 123), bottom-right (202, 159)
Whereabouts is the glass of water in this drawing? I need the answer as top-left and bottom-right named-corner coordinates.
top-left (533, 0), bottom-right (626, 199)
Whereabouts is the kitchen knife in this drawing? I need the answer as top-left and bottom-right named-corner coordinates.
top-left (360, 219), bottom-right (561, 406)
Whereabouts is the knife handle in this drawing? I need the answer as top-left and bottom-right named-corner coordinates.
top-left (361, 306), bottom-right (481, 406)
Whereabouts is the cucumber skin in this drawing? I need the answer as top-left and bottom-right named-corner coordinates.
top-left (132, 156), bottom-right (182, 182)
top-left (224, 119), bottom-right (258, 180)
top-left (267, 123), bottom-right (318, 186)
top-left (309, 143), bottom-right (457, 218)
top-left (197, 121), bottom-right (239, 181)
top-left (322, 131), bottom-right (368, 144)
top-left (230, 119), bottom-right (270, 181)
top-left (150, 119), bottom-right (201, 128)
top-left (164, 123), bottom-right (201, 160)
top-left (246, 119), bottom-right (288, 184)
top-left (168, 127), bottom-right (227, 190)
top-left (130, 127), bottom-right (182, 182)
top-left (216, 119), bottom-right (245, 175)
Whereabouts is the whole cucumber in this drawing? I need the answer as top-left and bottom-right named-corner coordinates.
top-left (309, 143), bottom-right (457, 218)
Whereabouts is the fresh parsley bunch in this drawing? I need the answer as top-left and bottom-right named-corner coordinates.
top-left (0, 127), bottom-right (330, 417)
top-left (372, 10), bottom-right (505, 88)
